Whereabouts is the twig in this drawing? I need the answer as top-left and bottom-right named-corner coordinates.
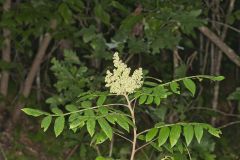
top-left (218, 121), bottom-right (240, 129)
top-left (135, 138), bottom-right (158, 153)
top-left (188, 107), bottom-right (240, 118)
top-left (109, 135), bottom-right (114, 157)
top-left (199, 26), bottom-right (240, 67)
top-left (0, 144), bottom-right (7, 160)
top-left (114, 132), bottom-right (132, 143)
top-left (65, 144), bottom-right (79, 160)
top-left (184, 143), bottom-right (192, 160)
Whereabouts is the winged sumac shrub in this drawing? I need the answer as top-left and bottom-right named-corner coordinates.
top-left (22, 52), bottom-right (224, 160)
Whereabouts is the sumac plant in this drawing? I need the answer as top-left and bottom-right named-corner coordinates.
top-left (22, 52), bottom-right (224, 160)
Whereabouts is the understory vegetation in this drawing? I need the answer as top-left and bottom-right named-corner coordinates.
top-left (0, 0), bottom-right (240, 160)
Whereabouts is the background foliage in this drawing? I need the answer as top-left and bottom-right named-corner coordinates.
top-left (0, 0), bottom-right (240, 159)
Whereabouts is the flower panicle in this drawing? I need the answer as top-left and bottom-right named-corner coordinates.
top-left (105, 52), bottom-right (143, 95)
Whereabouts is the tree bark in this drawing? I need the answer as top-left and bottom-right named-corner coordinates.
top-left (11, 20), bottom-right (57, 125)
top-left (199, 26), bottom-right (240, 67)
top-left (0, 0), bottom-right (11, 99)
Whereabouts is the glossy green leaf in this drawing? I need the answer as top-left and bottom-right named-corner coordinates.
top-left (194, 125), bottom-right (203, 143)
top-left (41, 116), bottom-right (52, 132)
top-left (183, 79), bottom-right (196, 96)
top-left (54, 116), bottom-right (65, 137)
top-left (158, 127), bottom-right (170, 147)
top-left (183, 125), bottom-right (194, 146)
top-left (98, 118), bottom-right (113, 140)
top-left (170, 125), bottom-right (181, 147)
top-left (146, 128), bottom-right (158, 142)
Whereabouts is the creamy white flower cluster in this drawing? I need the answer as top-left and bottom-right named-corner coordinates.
top-left (105, 52), bottom-right (143, 95)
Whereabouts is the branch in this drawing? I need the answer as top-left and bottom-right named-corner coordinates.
top-left (218, 121), bottom-right (240, 129)
top-left (11, 19), bottom-right (57, 124)
top-left (199, 26), bottom-right (240, 67)
top-left (22, 19), bottom-right (57, 97)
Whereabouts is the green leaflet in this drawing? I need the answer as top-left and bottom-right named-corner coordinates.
top-left (98, 118), bottom-right (113, 140)
top-left (97, 95), bottom-right (107, 106)
top-left (194, 125), bottom-right (203, 143)
top-left (146, 96), bottom-right (154, 104)
top-left (51, 107), bottom-right (63, 115)
top-left (115, 115), bottom-right (129, 132)
top-left (139, 95), bottom-right (147, 104)
top-left (170, 81), bottom-right (180, 94)
top-left (170, 125), bottom-right (181, 147)
top-left (207, 126), bottom-right (221, 138)
top-left (146, 128), bottom-right (158, 142)
top-left (41, 116), bottom-right (52, 132)
top-left (95, 131), bottom-right (108, 144)
top-left (65, 104), bottom-right (78, 112)
top-left (154, 96), bottom-right (161, 106)
top-left (81, 101), bottom-right (92, 108)
top-left (183, 78), bottom-right (196, 96)
top-left (158, 127), bottom-right (170, 147)
top-left (183, 125), bottom-right (194, 146)
top-left (54, 116), bottom-right (65, 137)
top-left (69, 117), bottom-right (87, 129)
top-left (87, 118), bottom-right (96, 137)
top-left (106, 114), bottom-right (116, 124)
top-left (210, 76), bottom-right (225, 81)
top-left (21, 108), bottom-right (47, 117)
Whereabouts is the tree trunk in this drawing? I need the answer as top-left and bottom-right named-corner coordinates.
top-left (0, 0), bottom-right (12, 107)
top-left (11, 20), bottom-right (57, 126)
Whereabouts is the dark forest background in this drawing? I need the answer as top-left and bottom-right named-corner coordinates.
top-left (0, 0), bottom-right (240, 159)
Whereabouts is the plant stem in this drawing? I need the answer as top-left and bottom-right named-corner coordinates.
top-left (124, 94), bottom-right (137, 160)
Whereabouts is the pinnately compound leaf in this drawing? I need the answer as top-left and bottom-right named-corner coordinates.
top-left (54, 116), bottom-right (65, 137)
